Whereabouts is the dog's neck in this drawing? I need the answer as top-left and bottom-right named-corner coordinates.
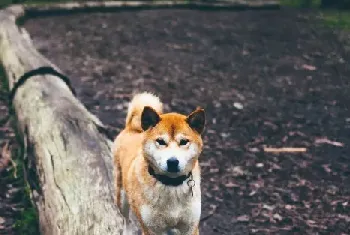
top-left (148, 166), bottom-right (192, 187)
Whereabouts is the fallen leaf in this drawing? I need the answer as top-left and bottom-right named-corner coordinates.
top-left (338, 214), bottom-right (350, 223)
top-left (322, 164), bottom-right (332, 173)
top-left (220, 132), bottom-right (230, 138)
top-left (231, 166), bottom-right (245, 176)
top-left (315, 137), bottom-right (344, 147)
top-left (302, 64), bottom-right (317, 71)
top-left (0, 217), bottom-right (4, 230)
top-left (307, 220), bottom-right (316, 225)
top-left (209, 204), bottom-right (217, 211)
top-left (256, 163), bottom-right (264, 168)
top-left (236, 215), bottom-right (250, 222)
top-left (233, 102), bottom-right (244, 110)
top-left (215, 197), bottom-right (224, 202)
top-left (199, 162), bottom-right (211, 167)
top-left (212, 185), bottom-right (220, 191)
top-left (263, 204), bottom-right (275, 211)
top-left (249, 190), bottom-right (257, 196)
top-left (224, 182), bottom-right (239, 188)
top-left (248, 147), bottom-right (259, 153)
top-left (271, 163), bottom-right (282, 170)
top-left (273, 213), bottom-right (283, 221)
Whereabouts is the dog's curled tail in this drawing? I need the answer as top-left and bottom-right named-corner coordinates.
top-left (125, 92), bottom-right (163, 132)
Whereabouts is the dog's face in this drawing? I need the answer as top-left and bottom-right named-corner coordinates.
top-left (141, 107), bottom-right (205, 177)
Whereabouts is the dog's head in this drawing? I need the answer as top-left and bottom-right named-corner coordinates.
top-left (141, 106), bottom-right (205, 177)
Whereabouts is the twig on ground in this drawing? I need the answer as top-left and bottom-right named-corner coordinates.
top-left (200, 203), bottom-right (221, 223)
top-left (263, 147), bottom-right (307, 153)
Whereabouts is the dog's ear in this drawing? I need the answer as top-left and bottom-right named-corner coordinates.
top-left (141, 106), bottom-right (160, 131)
top-left (187, 107), bottom-right (205, 134)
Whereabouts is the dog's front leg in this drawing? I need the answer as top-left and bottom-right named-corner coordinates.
top-left (140, 225), bottom-right (151, 235)
top-left (120, 189), bottom-right (130, 218)
top-left (114, 150), bottom-right (122, 208)
top-left (184, 227), bottom-right (199, 235)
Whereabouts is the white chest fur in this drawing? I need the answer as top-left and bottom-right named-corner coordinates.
top-left (140, 181), bottom-right (201, 234)
top-left (132, 156), bottom-right (202, 234)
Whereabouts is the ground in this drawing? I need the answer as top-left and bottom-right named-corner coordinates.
top-left (0, 75), bottom-right (19, 235)
top-left (1, 7), bottom-right (350, 234)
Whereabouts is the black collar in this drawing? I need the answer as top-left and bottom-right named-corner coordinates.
top-left (148, 166), bottom-right (191, 187)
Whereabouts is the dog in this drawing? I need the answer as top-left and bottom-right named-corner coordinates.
top-left (113, 92), bottom-right (205, 235)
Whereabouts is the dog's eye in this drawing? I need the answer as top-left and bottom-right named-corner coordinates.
top-left (179, 139), bottom-right (189, 146)
top-left (156, 138), bottom-right (167, 146)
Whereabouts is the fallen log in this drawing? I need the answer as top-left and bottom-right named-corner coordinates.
top-left (23, 0), bottom-right (280, 16)
top-left (0, 5), bottom-right (138, 235)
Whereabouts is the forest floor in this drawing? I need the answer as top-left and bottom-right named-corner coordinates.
top-left (1, 7), bottom-right (349, 234)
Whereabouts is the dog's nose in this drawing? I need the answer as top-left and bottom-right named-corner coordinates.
top-left (166, 157), bottom-right (179, 173)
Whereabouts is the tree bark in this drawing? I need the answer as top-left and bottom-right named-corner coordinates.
top-left (0, 5), bottom-right (138, 235)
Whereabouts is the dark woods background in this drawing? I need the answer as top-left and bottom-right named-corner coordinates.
top-left (1, 0), bottom-right (350, 9)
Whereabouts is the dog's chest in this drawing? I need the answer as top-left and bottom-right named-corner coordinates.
top-left (140, 201), bottom-right (200, 230)
top-left (140, 185), bottom-right (201, 230)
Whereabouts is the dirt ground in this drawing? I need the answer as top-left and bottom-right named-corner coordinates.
top-left (0, 77), bottom-right (20, 235)
top-left (17, 8), bottom-right (350, 234)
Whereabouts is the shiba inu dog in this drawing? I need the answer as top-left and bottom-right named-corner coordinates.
top-left (113, 92), bottom-right (205, 235)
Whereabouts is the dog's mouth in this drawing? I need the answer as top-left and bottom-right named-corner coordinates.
top-left (148, 166), bottom-right (192, 187)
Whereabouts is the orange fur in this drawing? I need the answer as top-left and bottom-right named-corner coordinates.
top-left (113, 92), bottom-right (205, 235)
